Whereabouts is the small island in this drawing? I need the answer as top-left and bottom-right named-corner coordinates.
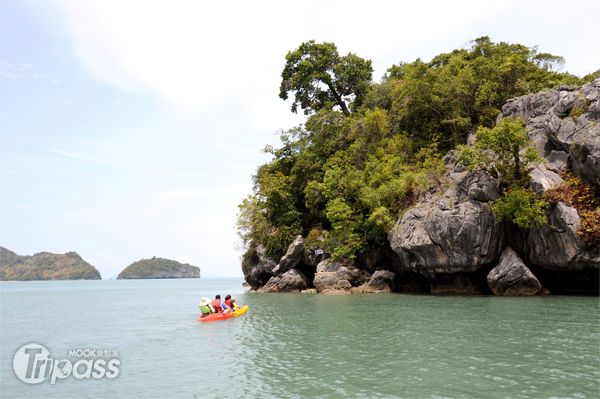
top-left (0, 246), bottom-right (102, 281)
top-left (117, 257), bottom-right (200, 279)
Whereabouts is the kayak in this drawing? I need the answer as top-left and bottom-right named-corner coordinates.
top-left (198, 305), bottom-right (249, 322)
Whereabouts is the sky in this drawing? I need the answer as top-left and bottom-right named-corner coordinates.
top-left (1, 0), bottom-right (599, 278)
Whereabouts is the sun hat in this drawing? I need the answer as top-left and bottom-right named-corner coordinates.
top-left (199, 297), bottom-right (210, 306)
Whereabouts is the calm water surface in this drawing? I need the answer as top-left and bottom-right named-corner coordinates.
top-left (1, 278), bottom-right (598, 398)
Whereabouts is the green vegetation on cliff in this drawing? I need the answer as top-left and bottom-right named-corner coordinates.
top-left (117, 257), bottom-right (200, 279)
top-left (238, 37), bottom-right (584, 262)
top-left (0, 246), bottom-right (101, 280)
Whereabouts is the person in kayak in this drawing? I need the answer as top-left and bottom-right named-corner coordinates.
top-left (211, 294), bottom-right (231, 313)
top-left (199, 297), bottom-right (214, 318)
top-left (224, 294), bottom-right (234, 309)
top-left (228, 296), bottom-right (241, 311)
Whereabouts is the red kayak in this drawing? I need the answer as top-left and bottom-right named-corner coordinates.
top-left (198, 305), bottom-right (249, 322)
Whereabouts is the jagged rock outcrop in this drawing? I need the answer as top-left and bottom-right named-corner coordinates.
top-left (529, 164), bottom-right (564, 194)
top-left (313, 259), bottom-right (371, 294)
top-left (0, 246), bottom-right (101, 280)
top-left (302, 247), bottom-right (325, 268)
top-left (352, 270), bottom-right (396, 293)
top-left (528, 202), bottom-right (599, 270)
top-left (487, 248), bottom-right (542, 295)
top-left (244, 245), bottom-right (278, 290)
top-left (273, 235), bottom-right (304, 275)
top-left (458, 170), bottom-right (500, 202)
top-left (258, 268), bottom-right (309, 293)
top-left (117, 257), bottom-right (200, 279)
top-left (500, 79), bottom-right (600, 187)
top-left (388, 171), bottom-right (501, 275)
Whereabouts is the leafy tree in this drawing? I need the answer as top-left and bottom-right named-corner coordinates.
top-left (384, 36), bottom-right (581, 149)
top-left (456, 117), bottom-right (540, 186)
top-left (457, 117), bottom-right (547, 228)
top-left (491, 187), bottom-right (547, 228)
top-left (279, 40), bottom-right (373, 116)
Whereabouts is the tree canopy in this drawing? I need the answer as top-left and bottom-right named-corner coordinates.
top-left (279, 40), bottom-right (373, 116)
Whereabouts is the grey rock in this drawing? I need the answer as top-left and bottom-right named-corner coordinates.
top-left (553, 91), bottom-right (580, 117)
top-left (352, 270), bottom-right (396, 293)
top-left (314, 259), bottom-right (371, 294)
top-left (389, 196), bottom-right (501, 274)
top-left (500, 89), bottom-right (558, 120)
top-left (545, 150), bottom-right (570, 171)
top-left (487, 248), bottom-right (542, 295)
top-left (273, 235), bottom-right (304, 275)
top-left (458, 171), bottom-right (500, 202)
top-left (302, 247), bottom-right (326, 268)
top-left (258, 268), bottom-right (309, 293)
top-left (529, 164), bottom-right (564, 194)
top-left (244, 245), bottom-right (278, 290)
top-left (528, 202), bottom-right (599, 270)
top-left (499, 80), bottom-right (600, 188)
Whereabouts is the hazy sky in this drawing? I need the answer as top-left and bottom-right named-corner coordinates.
top-left (1, 0), bottom-right (598, 278)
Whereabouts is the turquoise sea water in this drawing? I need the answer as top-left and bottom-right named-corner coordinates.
top-left (0, 278), bottom-right (599, 398)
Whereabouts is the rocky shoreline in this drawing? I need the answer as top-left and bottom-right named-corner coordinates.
top-left (243, 80), bottom-right (600, 295)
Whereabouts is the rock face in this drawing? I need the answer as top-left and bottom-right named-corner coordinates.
top-left (352, 270), bottom-right (396, 293)
top-left (0, 246), bottom-right (101, 281)
top-left (117, 257), bottom-right (200, 279)
top-left (487, 248), bottom-right (542, 295)
top-left (529, 164), bottom-right (564, 195)
top-left (528, 202), bottom-right (599, 270)
top-left (243, 245), bottom-right (278, 290)
top-left (388, 171), bottom-right (501, 275)
top-left (313, 259), bottom-right (371, 294)
top-left (258, 268), bottom-right (309, 293)
top-left (273, 235), bottom-right (304, 274)
top-left (499, 79), bottom-right (600, 188)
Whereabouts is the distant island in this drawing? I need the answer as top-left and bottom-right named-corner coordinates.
top-left (0, 246), bottom-right (101, 281)
top-left (117, 257), bottom-right (200, 279)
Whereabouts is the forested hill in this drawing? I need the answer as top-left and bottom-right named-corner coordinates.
top-left (117, 257), bottom-right (200, 279)
top-left (0, 246), bottom-right (101, 280)
top-left (238, 37), bottom-right (599, 295)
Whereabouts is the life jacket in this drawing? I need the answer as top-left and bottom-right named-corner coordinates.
top-left (211, 299), bottom-right (222, 313)
top-left (224, 299), bottom-right (232, 308)
top-left (199, 304), bottom-right (212, 315)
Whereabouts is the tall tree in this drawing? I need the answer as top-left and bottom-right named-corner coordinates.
top-left (279, 40), bottom-right (373, 116)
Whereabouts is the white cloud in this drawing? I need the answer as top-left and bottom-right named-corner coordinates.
top-left (51, 0), bottom-right (600, 116)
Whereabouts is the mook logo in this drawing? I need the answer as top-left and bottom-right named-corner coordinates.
top-left (13, 343), bottom-right (120, 384)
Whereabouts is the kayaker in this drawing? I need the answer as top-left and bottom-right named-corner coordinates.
top-left (199, 297), bottom-right (214, 318)
top-left (224, 294), bottom-right (233, 309)
top-left (211, 294), bottom-right (231, 313)
top-left (230, 297), bottom-right (241, 310)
